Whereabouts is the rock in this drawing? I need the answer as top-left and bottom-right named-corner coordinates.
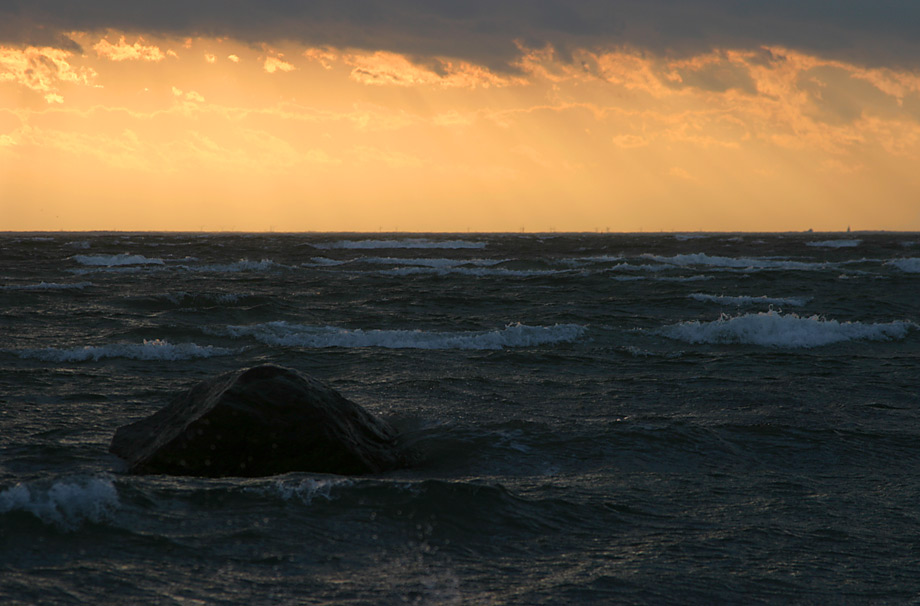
top-left (110, 365), bottom-right (406, 477)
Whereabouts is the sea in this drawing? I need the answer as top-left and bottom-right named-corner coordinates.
top-left (1, 231), bottom-right (919, 605)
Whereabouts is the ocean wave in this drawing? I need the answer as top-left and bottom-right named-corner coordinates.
top-left (807, 239), bottom-right (861, 248)
top-left (73, 253), bottom-right (164, 266)
top-left (644, 253), bottom-right (827, 271)
top-left (13, 339), bottom-right (237, 362)
top-left (612, 275), bottom-right (714, 282)
top-left (304, 257), bottom-right (347, 267)
top-left (212, 322), bottom-right (586, 350)
top-left (316, 238), bottom-right (486, 250)
top-left (180, 259), bottom-right (284, 272)
top-left (887, 258), bottom-right (920, 273)
top-left (657, 311), bottom-right (916, 348)
top-left (0, 477), bottom-right (119, 531)
top-left (688, 293), bottom-right (809, 307)
top-left (1, 281), bottom-right (93, 291)
top-left (379, 266), bottom-right (562, 278)
top-left (361, 257), bottom-right (505, 268)
top-left (245, 477), bottom-right (354, 505)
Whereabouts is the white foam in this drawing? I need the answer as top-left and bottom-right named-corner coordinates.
top-left (14, 339), bottom-right (236, 362)
top-left (0, 477), bottom-right (119, 530)
top-left (379, 266), bottom-right (561, 278)
top-left (316, 238), bottom-right (486, 250)
top-left (612, 275), bottom-right (714, 282)
top-left (887, 258), bottom-right (920, 273)
top-left (214, 322), bottom-right (586, 350)
top-left (361, 257), bottom-right (504, 268)
top-left (1, 281), bottom-right (93, 291)
top-left (73, 253), bottom-right (164, 266)
top-left (688, 293), bottom-right (809, 307)
top-left (807, 239), bottom-right (861, 248)
top-left (658, 310), bottom-right (916, 348)
top-left (181, 259), bottom-right (283, 272)
top-left (248, 477), bottom-right (353, 505)
top-left (304, 257), bottom-right (346, 267)
top-left (644, 253), bottom-right (827, 271)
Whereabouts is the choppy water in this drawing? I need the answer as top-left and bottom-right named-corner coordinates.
top-left (2, 232), bottom-right (919, 604)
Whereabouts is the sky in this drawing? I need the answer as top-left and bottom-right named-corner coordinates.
top-left (2, 1), bottom-right (920, 232)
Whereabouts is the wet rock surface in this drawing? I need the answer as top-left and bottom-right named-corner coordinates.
top-left (110, 365), bottom-right (406, 477)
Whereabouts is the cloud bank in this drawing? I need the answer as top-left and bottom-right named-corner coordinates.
top-left (2, 1), bottom-right (920, 69)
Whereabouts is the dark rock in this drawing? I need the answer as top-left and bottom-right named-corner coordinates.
top-left (110, 365), bottom-right (406, 477)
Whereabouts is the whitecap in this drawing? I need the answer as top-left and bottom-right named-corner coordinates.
top-left (886, 258), bottom-right (920, 273)
top-left (644, 253), bottom-right (827, 271)
top-left (13, 339), bottom-right (237, 362)
top-left (0, 477), bottom-right (119, 531)
top-left (316, 238), bottom-right (486, 250)
top-left (361, 257), bottom-right (504, 268)
top-left (806, 239), bottom-right (861, 248)
top-left (247, 477), bottom-right (353, 505)
top-left (304, 257), bottom-right (346, 267)
top-left (181, 259), bottom-right (283, 272)
top-left (73, 253), bottom-right (164, 266)
top-left (379, 266), bottom-right (562, 278)
top-left (688, 293), bottom-right (809, 307)
top-left (212, 322), bottom-right (586, 350)
top-left (657, 311), bottom-right (915, 348)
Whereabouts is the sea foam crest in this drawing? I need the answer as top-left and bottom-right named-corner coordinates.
top-left (0, 477), bottom-right (119, 531)
top-left (15, 339), bottom-right (236, 362)
top-left (658, 311), bottom-right (915, 348)
top-left (645, 253), bottom-right (826, 271)
top-left (248, 477), bottom-right (353, 505)
top-left (362, 257), bottom-right (504, 268)
top-left (380, 266), bottom-right (561, 278)
top-left (316, 238), bottom-right (486, 250)
top-left (807, 239), bottom-right (861, 248)
top-left (183, 259), bottom-right (282, 272)
top-left (73, 253), bottom-right (164, 266)
top-left (688, 293), bottom-right (808, 307)
top-left (886, 258), bottom-right (920, 273)
top-left (216, 322), bottom-right (586, 350)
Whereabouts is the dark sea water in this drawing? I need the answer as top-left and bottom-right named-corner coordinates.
top-left (2, 232), bottom-right (919, 604)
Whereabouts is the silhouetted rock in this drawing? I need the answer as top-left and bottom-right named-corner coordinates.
top-left (110, 365), bottom-right (406, 477)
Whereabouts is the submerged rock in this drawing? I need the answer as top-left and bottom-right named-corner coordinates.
top-left (110, 365), bottom-right (406, 477)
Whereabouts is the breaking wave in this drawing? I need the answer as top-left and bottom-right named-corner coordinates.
top-left (644, 253), bottom-right (828, 271)
top-left (12, 339), bottom-right (237, 362)
top-left (807, 239), bottom-right (861, 248)
top-left (0, 477), bottom-right (119, 531)
top-left (887, 258), bottom-right (920, 273)
top-left (73, 254), bottom-right (164, 266)
top-left (180, 259), bottom-right (284, 272)
top-left (657, 311), bottom-right (916, 348)
top-left (212, 322), bottom-right (586, 350)
top-left (245, 477), bottom-right (354, 505)
top-left (688, 293), bottom-right (809, 307)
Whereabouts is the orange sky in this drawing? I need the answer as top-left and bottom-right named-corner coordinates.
top-left (2, 30), bottom-right (920, 232)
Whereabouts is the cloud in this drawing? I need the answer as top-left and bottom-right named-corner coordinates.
top-left (263, 55), bottom-right (295, 73)
top-left (1, 1), bottom-right (919, 71)
top-left (0, 44), bottom-right (96, 98)
top-left (93, 36), bottom-right (165, 61)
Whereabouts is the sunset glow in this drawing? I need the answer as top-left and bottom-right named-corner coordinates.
top-left (3, 11), bottom-right (920, 231)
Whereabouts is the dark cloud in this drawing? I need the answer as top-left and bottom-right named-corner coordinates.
top-left (2, 0), bottom-right (919, 69)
